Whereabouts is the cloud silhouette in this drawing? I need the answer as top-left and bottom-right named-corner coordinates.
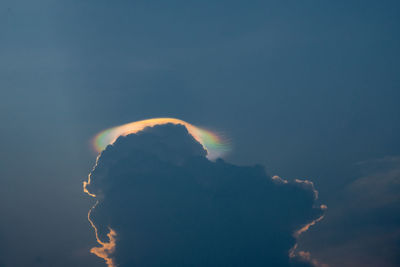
top-left (300, 157), bottom-right (400, 267)
top-left (85, 123), bottom-right (324, 267)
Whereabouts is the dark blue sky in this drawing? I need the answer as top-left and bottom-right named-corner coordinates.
top-left (0, 1), bottom-right (399, 266)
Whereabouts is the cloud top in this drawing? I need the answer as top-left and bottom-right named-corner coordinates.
top-left (92, 118), bottom-right (230, 160)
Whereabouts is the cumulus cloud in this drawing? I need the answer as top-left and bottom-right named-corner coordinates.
top-left (299, 157), bottom-right (400, 267)
top-left (85, 124), bottom-right (325, 267)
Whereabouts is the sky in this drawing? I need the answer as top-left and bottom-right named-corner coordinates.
top-left (0, 1), bottom-right (399, 266)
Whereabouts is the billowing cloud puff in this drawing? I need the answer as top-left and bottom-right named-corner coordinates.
top-left (85, 124), bottom-right (324, 267)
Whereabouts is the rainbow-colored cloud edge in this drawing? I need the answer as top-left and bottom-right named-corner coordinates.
top-left (92, 118), bottom-right (230, 160)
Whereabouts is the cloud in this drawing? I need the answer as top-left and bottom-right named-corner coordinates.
top-left (84, 123), bottom-right (325, 267)
top-left (299, 157), bottom-right (400, 267)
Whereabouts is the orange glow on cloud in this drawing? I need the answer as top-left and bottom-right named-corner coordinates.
top-left (92, 118), bottom-right (230, 160)
top-left (289, 212), bottom-right (328, 267)
top-left (90, 228), bottom-right (117, 267)
top-left (289, 179), bottom-right (328, 267)
top-left (84, 158), bottom-right (116, 267)
top-left (87, 200), bottom-right (117, 267)
top-left (294, 213), bottom-right (325, 238)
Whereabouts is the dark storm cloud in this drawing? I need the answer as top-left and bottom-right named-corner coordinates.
top-left (85, 124), bottom-right (324, 267)
top-left (300, 157), bottom-right (400, 267)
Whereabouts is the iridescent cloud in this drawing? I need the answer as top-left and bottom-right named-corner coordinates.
top-left (92, 117), bottom-right (231, 160)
